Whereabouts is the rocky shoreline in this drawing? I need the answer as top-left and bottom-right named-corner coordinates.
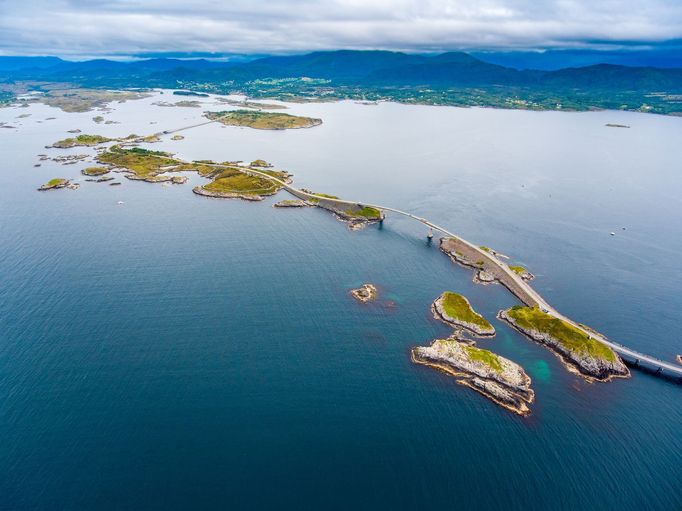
top-left (412, 337), bottom-right (534, 416)
top-left (38, 178), bottom-right (79, 191)
top-left (273, 199), bottom-right (311, 208)
top-left (126, 174), bottom-right (187, 184)
top-left (350, 284), bottom-right (377, 303)
top-left (432, 293), bottom-right (495, 337)
top-left (192, 186), bottom-right (267, 201)
top-left (498, 308), bottom-right (630, 382)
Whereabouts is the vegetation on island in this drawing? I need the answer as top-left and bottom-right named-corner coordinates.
top-left (216, 97), bottom-right (287, 110)
top-left (154, 100), bottom-right (201, 108)
top-left (346, 206), bottom-right (382, 220)
top-left (38, 88), bottom-right (151, 113)
top-left (52, 134), bottom-right (111, 148)
top-left (38, 178), bottom-right (69, 190)
top-left (412, 337), bottom-right (534, 416)
top-left (205, 110), bottom-right (322, 130)
top-left (175, 100), bottom-right (200, 107)
top-left (97, 146), bottom-right (181, 178)
top-left (200, 167), bottom-right (281, 196)
top-left (509, 265), bottom-right (528, 275)
top-left (505, 306), bottom-right (616, 361)
top-left (82, 166), bottom-right (110, 176)
top-left (439, 292), bottom-right (493, 331)
top-left (463, 344), bottom-right (503, 373)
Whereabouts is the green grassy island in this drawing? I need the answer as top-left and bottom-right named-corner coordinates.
top-left (195, 167), bottom-right (281, 200)
top-left (433, 291), bottom-right (495, 336)
top-left (97, 147), bottom-right (183, 178)
top-left (38, 178), bottom-right (70, 190)
top-left (205, 110), bottom-right (322, 130)
top-left (500, 305), bottom-right (629, 381)
top-left (52, 134), bottom-right (112, 148)
top-left (81, 166), bottom-right (110, 176)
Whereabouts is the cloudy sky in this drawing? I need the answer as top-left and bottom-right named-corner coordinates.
top-left (1, 0), bottom-right (681, 57)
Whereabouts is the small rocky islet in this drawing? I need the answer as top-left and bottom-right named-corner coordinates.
top-left (412, 337), bottom-right (534, 416)
top-left (413, 291), bottom-right (532, 415)
top-left (350, 284), bottom-right (378, 303)
top-left (38, 178), bottom-right (71, 191)
top-left (432, 291), bottom-right (495, 337)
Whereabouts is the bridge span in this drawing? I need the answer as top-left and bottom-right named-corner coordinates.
top-left (240, 167), bottom-right (682, 380)
top-left (160, 122), bottom-right (682, 381)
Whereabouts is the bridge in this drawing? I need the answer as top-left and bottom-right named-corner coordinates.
top-left (157, 121), bottom-right (682, 381)
top-left (238, 166), bottom-right (682, 380)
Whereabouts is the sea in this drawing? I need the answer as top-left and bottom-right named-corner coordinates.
top-left (1, 91), bottom-right (681, 510)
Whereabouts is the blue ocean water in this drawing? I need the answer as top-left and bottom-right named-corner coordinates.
top-left (1, 95), bottom-right (681, 509)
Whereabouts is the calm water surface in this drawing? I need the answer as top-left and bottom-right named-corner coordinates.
top-left (1, 93), bottom-right (681, 509)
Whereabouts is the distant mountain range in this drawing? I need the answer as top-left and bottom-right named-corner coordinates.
top-left (2, 50), bottom-right (682, 114)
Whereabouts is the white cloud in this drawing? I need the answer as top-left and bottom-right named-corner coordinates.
top-left (0, 0), bottom-right (681, 56)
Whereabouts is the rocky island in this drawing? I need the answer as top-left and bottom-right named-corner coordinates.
top-left (350, 284), bottom-right (377, 303)
top-left (52, 134), bottom-right (112, 148)
top-left (499, 305), bottom-right (629, 381)
top-left (432, 292), bottom-right (495, 336)
top-left (412, 337), bottom-right (534, 416)
top-left (81, 166), bottom-right (110, 176)
top-left (274, 199), bottom-right (310, 208)
top-left (205, 110), bottom-right (322, 130)
top-left (38, 178), bottom-right (71, 190)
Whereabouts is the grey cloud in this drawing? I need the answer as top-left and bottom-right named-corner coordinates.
top-left (1, 0), bottom-right (681, 56)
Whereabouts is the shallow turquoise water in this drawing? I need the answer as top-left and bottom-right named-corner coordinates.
top-left (1, 94), bottom-right (681, 509)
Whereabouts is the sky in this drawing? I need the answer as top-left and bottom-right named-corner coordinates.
top-left (1, 0), bottom-right (682, 57)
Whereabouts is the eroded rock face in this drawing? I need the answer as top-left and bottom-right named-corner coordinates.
top-left (350, 284), bottom-right (377, 303)
top-left (498, 309), bottom-right (630, 382)
top-left (192, 186), bottom-right (266, 201)
top-left (273, 199), bottom-right (310, 208)
top-left (412, 338), bottom-right (534, 416)
top-left (475, 270), bottom-right (496, 284)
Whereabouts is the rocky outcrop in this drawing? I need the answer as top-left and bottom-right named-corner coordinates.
top-left (192, 186), bottom-right (265, 201)
top-left (350, 284), bottom-right (377, 303)
top-left (432, 293), bottom-right (495, 337)
top-left (498, 309), bottom-right (630, 382)
top-left (440, 237), bottom-right (540, 307)
top-left (38, 179), bottom-right (70, 191)
top-left (474, 270), bottom-right (496, 284)
top-left (412, 338), bottom-right (534, 416)
top-left (274, 199), bottom-right (311, 208)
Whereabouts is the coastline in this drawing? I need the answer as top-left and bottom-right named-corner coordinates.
top-left (431, 294), bottom-right (495, 337)
top-left (411, 340), bottom-right (534, 416)
top-left (497, 309), bottom-right (630, 382)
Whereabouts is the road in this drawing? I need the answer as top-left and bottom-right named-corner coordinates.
top-left (156, 120), bottom-right (682, 379)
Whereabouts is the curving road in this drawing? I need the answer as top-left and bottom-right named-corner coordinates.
top-left (157, 120), bottom-right (682, 379)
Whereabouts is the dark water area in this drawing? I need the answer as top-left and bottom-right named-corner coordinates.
top-left (1, 95), bottom-right (681, 509)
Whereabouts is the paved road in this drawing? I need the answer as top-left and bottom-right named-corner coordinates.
top-left (158, 122), bottom-right (682, 378)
